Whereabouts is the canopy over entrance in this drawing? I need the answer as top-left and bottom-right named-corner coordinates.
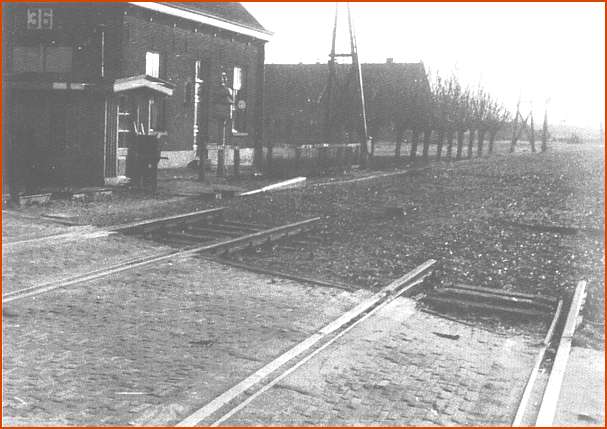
top-left (113, 75), bottom-right (175, 96)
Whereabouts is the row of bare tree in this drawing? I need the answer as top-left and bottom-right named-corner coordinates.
top-left (367, 74), bottom-right (549, 163)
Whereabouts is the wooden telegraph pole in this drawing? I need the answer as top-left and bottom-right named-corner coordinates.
top-left (529, 112), bottom-right (536, 153)
top-left (510, 100), bottom-right (530, 153)
top-left (324, 2), bottom-right (369, 168)
top-left (541, 109), bottom-right (549, 152)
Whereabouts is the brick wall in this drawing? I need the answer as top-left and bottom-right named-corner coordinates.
top-left (121, 6), bottom-right (264, 156)
top-left (3, 3), bottom-right (123, 82)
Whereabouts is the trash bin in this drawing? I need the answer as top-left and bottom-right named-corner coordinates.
top-left (138, 136), bottom-right (161, 192)
top-left (126, 135), bottom-right (161, 192)
top-left (125, 134), bottom-right (140, 180)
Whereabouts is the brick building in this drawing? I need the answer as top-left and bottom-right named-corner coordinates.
top-left (264, 62), bottom-right (431, 146)
top-left (3, 2), bottom-right (270, 190)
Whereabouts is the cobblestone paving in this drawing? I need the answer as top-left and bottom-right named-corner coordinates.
top-left (224, 297), bottom-right (543, 426)
top-left (2, 234), bottom-right (171, 294)
top-left (2, 213), bottom-right (72, 242)
top-left (2, 256), bottom-right (370, 426)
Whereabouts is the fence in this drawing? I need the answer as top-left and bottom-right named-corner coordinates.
top-left (263, 143), bottom-right (361, 178)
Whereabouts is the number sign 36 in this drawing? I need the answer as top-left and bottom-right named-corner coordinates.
top-left (27, 8), bottom-right (53, 30)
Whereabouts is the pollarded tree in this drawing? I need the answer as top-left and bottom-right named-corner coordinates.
top-left (471, 90), bottom-right (491, 157)
top-left (443, 77), bottom-right (463, 160)
top-left (428, 75), bottom-right (447, 161)
top-left (454, 88), bottom-right (472, 160)
top-left (485, 102), bottom-right (510, 154)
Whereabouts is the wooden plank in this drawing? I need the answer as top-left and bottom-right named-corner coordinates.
top-left (494, 219), bottom-right (603, 237)
top-left (210, 222), bottom-right (315, 256)
top-left (425, 296), bottom-right (548, 318)
top-left (437, 288), bottom-right (554, 311)
top-left (544, 299), bottom-right (564, 345)
top-left (535, 281), bottom-right (588, 426)
top-left (239, 177), bottom-right (306, 196)
top-left (512, 299), bottom-right (564, 426)
top-left (453, 283), bottom-right (557, 304)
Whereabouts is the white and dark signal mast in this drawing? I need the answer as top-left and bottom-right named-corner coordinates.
top-left (324, 2), bottom-right (370, 167)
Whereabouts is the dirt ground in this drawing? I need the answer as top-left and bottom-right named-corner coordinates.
top-left (219, 143), bottom-right (604, 349)
top-left (1, 140), bottom-right (515, 228)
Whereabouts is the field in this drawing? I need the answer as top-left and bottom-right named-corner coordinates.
top-left (219, 144), bottom-right (604, 348)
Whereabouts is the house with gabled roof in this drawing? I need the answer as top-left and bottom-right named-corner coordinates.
top-left (264, 61), bottom-right (431, 146)
top-left (3, 2), bottom-right (270, 190)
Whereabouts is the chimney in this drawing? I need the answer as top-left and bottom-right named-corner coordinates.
top-left (386, 58), bottom-right (394, 64)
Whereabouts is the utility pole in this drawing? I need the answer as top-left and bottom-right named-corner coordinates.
top-left (529, 112), bottom-right (536, 153)
top-left (324, 2), bottom-right (369, 168)
top-left (541, 108), bottom-right (549, 152)
top-left (510, 100), bottom-right (520, 153)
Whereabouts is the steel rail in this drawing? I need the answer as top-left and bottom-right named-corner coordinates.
top-left (535, 280), bottom-right (588, 426)
top-left (206, 256), bottom-right (355, 291)
top-left (2, 208), bottom-right (226, 250)
top-left (111, 207), bottom-right (226, 234)
top-left (512, 299), bottom-right (564, 426)
top-left (2, 217), bottom-right (321, 303)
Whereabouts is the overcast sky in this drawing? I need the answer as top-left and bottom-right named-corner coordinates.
top-left (244, 2), bottom-right (604, 130)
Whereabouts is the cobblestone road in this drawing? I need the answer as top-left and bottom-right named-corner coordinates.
top-left (3, 255), bottom-right (370, 426)
top-left (2, 234), bottom-right (171, 294)
top-left (223, 297), bottom-right (543, 426)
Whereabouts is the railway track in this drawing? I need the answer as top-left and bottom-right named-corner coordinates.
top-left (4, 206), bottom-right (592, 426)
top-left (2, 208), bottom-right (322, 303)
top-left (513, 280), bottom-right (589, 427)
top-left (176, 259), bottom-right (437, 427)
top-left (171, 274), bottom-right (588, 427)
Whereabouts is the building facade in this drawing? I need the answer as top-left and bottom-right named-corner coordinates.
top-left (3, 2), bottom-right (270, 190)
top-left (264, 62), bottom-right (431, 146)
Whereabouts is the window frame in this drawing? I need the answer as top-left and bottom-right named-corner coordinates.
top-left (231, 65), bottom-right (248, 135)
top-left (11, 44), bottom-right (73, 74)
top-left (145, 51), bottom-right (160, 78)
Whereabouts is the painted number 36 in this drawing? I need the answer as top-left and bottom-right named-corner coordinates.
top-left (27, 8), bottom-right (53, 30)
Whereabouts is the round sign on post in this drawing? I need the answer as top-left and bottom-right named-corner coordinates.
top-left (237, 100), bottom-right (247, 111)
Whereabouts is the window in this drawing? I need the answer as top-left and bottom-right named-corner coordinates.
top-left (148, 99), bottom-right (158, 132)
top-left (145, 51), bottom-right (160, 78)
top-left (117, 96), bottom-right (132, 149)
top-left (12, 45), bottom-right (72, 73)
top-left (232, 66), bottom-right (247, 133)
top-left (45, 47), bottom-right (73, 73)
top-left (148, 98), bottom-right (166, 133)
top-left (12, 46), bottom-right (42, 72)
